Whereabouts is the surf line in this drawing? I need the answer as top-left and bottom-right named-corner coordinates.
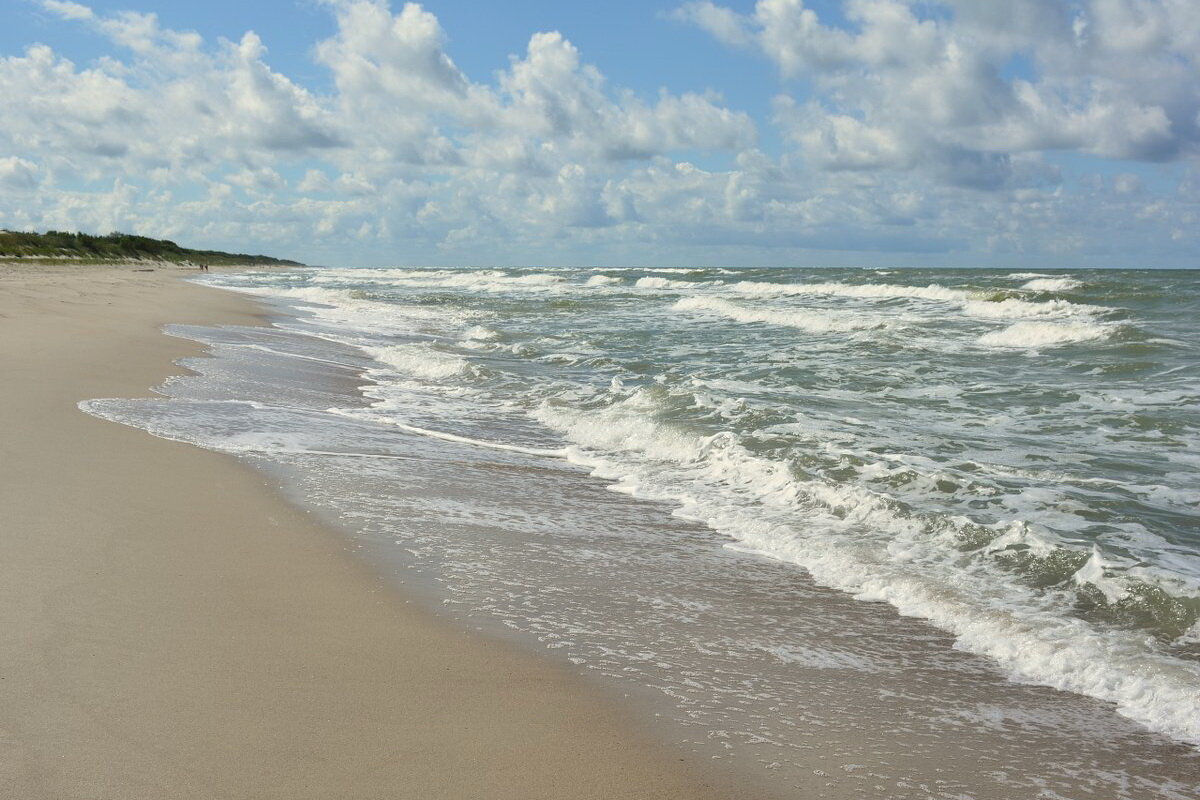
top-left (329, 409), bottom-right (571, 459)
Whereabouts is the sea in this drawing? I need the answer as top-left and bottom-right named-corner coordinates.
top-left (83, 266), bottom-right (1200, 798)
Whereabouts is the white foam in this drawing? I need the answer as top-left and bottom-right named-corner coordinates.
top-left (672, 296), bottom-right (888, 334)
top-left (462, 325), bottom-right (499, 341)
top-left (636, 276), bottom-right (693, 290)
top-left (962, 298), bottom-right (1097, 319)
top-left (1072, 546), bottom-right (1130, 604)
top-left (1023, 277), bottom-right (1082, 292)
top-left (323, 269), bottom-right (569, 294)
top-left (758, 643), bottom-right (883, 672)
top-left (333, 410), bottom-right (569, 458)
top-left (507, 273), bottom-right (568, 286)
top-left (533, 392), bottom-right (1200, 745)
top-left (219, 284), bottom-right (466, 337)
top-left (363, 343), bottom-right (470, 380)
top-left (585, 274), bottom-right (622, 286)
top-left (725, 280), bottom-right (971, 303)
top-left (720, 280), bottom-right (1107, 329)
top-left (223, 343), bottom-right (362, 370)
top-left (80, 398), bottom-right (451, 462)
top-left (978, 321), bottom-right (1115, 348)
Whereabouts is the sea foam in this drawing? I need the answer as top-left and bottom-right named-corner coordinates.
top-left (534, 391), bottom-right (1200, 745)
top-left (363, 343), bottom-right (471, 380)
top-left (672, 296), bottom-right (888, 333)
top-left (1022, 277), bottom-right (1082, 292)
top-left (978, 321), bottom-right (1115, 348)
top-left (725, 280), bottom-right (970, 302)
top-left (961, 298), bottom-right (1097, 319)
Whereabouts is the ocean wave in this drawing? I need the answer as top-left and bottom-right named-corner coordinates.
top-left (713, 281), bottom-right (1107, 330)
top-left (962, 298), bottom-right (1100, 319)
top-left (724, 280), bottom-right (972, 302)
top-left (672, 296), bottom-right (888, 333)
top-left (1023, 277), bottom-right (1083, 292)
top-left (323, 270), bottom-right (570, 293)
top-left (219, 284), bottom-right (467, 337)
top-left (978, 321), bottom-right (1116, 348)
top-left (533, 391), bottom-right (1200, 745)
top-left (461, 325), bottom-right (499, 341)
top-left (310, 268), bottom-right (451, 284)
top-left (362, 343), bottom-right (471, 380)
top-left (635, 276), bottom-right (697, 290)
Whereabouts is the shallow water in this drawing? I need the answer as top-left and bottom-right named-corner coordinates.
top-left (82, 267), bottom-right (1200, 797)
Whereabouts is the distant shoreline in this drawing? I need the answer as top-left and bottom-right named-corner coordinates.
top-left (0, 257), bottom-right (299, 270)
top-left (0, 230), bottom-right (303, 267)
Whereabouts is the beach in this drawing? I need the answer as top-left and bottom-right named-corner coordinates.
top-left (0, 264), bottom-right (749, 800)
top-left (5, 263), bottom-right (1198, 800)
top-left (5, 0), bottom-right (1198, 795)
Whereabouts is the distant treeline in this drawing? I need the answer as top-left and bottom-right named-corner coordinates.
top-left (0, 230), bottom-right (302, 266)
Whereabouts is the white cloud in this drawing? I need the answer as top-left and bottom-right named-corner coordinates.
top-left (678, 0), bottom-right (1200, 175)
top-left (40, 1), bottom-right (93, 21)
top-left (0, 156), bottom-right (40, 189)
top-left (311, 3), bottom-right (754, 172)
top-left (226, 166), bottom-right (285, 193)
top-left (0, 0), bottom-right (1196, 266)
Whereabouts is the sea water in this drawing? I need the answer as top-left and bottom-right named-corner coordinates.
top-left (83, 267), bottom-right (1200, 798)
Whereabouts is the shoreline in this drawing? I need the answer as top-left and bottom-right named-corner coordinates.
top-left (0, 264), bottom-right (751, 799)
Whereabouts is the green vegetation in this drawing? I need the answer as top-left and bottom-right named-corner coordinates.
top-left (0, 230), bottom-right (302, 266)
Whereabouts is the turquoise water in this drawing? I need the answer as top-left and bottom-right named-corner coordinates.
top-left (82, 266), bottom-right (1200, 790)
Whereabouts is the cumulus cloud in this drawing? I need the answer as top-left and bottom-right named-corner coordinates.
top-left (495, 31), bottom-right (754, 162)
top-left (2, 9), bottom-right (340, 176)
top-left (0, 0), bottom-right (1196, 266)
top-left (677, 0), bottom-right (1200, 176)
top-left (310, 2), bottom-right (754, 172)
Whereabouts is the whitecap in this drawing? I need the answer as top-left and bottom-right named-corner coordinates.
top-left (725, 280), bottom-right (971, 303)
top-left (1023, 277), bottom-right (1082, 292)
top-left (978, 321), bottom-right (1115, 348)
top-left (962, 298), bottom-right (1099, 319)
top-left (636, 276), bottom-right (693, 290)
top-left (673, 296), bottom-right (888, 334)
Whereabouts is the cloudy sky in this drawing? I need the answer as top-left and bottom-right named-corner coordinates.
top-left (2, 0), bottom-right (1198, 267)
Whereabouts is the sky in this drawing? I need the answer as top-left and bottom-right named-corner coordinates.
top-left (1, 0), bottom-right (1198, 268)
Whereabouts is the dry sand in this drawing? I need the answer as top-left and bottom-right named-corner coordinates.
top-left (0, 264), bottom-right (747, 799)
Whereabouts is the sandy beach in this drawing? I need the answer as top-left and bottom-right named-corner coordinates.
top-left (0, 264), bottom-right (744, 799)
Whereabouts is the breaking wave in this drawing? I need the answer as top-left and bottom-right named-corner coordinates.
top-left (979, 321), bottom-right (1117, 348)
top-left (672, 296), bottom-right (889, 333)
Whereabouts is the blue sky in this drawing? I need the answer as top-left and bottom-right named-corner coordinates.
top-left (1, 0), bottom-right (1198, 267)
